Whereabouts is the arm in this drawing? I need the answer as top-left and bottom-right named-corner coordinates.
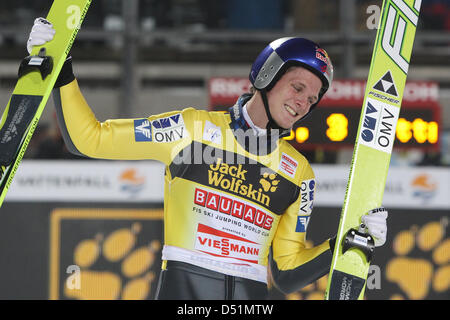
top-left (52, 72), bottom-right (194, 163)
top-left (270, 160), bottom-right (387, 294)
top-left (29, 18), bottom-right (194, 164)
top-left (270, 163), bottom-right (334, 294)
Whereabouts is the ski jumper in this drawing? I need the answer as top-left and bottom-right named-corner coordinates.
top-left (52, 79), bottom-right (333, 299)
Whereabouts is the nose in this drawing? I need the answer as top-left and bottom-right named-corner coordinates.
top-left (295, 94), bottom-right (310, 112)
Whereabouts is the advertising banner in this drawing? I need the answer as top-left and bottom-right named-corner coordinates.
top-left (313, 165), bottom-right (450, 209)
top-left (5, 160), bottom-right (165, 202)
top-left (6, 161), bottom-right (450, 210)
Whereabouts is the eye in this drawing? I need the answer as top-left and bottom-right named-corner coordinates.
top-left (292, 84), bottom-right (303, 93)
top-left (309, 97), bottom-right (318, 105)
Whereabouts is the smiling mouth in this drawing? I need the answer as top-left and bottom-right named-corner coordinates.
top-left (284, 105), bottom-right (298, 117)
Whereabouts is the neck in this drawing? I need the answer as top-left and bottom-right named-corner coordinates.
top-left (245, 92), bottom-right (269, 129)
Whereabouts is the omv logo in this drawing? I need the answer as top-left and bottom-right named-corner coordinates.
top-left (359, 98), bottom-right (399, 154)
top-left (119, 168), bottom-right (145, 197)
top-left (411, 174), bottom-right (437, 203)
top-left (361, 101), bottom-right (379, 143)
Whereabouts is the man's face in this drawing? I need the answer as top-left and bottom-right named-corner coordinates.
top-left (266, 67), bottom-right (323, 129)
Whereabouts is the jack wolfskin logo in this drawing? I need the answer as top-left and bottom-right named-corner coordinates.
top-left (208, 158), bottom-right (272, 207)
top-left (259, 172), bottom-right (279, 193)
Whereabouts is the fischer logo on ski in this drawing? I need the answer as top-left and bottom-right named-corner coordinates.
top-left (372, 71), bottom-right (398, 97)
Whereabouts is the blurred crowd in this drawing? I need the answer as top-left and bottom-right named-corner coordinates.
top-left (422, 0), bottom-right (450, 30)
top-left (0, 0), bottom-right (449, 32)
top-left (24, 121), bottom-right (86, 160)
top-left (1, 0), bottom-right (449, 166)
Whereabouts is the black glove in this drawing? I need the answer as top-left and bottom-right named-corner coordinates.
top-left (54, 56), bottom-right (75, 88)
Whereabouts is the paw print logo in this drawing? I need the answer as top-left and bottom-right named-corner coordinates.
top-left (64, 223), bottom-right (161, 300)
top-left (386, 219), bottom-right (449, 300)
top-left (259, 172), bottom-right (280, 193)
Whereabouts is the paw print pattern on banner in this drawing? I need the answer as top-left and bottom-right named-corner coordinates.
top-left (64, 223), bottom-right (161, 300)
top-left (386, 219), bottom-right (449, 300)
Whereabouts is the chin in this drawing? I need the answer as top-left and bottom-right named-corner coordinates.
top-left (274, 115), bottom-right (296, 130)
top-left (282, 118), bottom-right (297, 130)
top-left (278, 122), bottom-right (292, 130)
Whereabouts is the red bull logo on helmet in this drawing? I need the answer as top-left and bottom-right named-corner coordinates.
top-left (316, 47), bottom-right (330, 63)
top-left (316, 47), bottom-right (333, 81)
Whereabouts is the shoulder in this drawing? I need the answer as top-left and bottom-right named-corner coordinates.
top-left (178, 108), bottom-right (230, 123)
top-left (278, 140), bottom-right (315, 180)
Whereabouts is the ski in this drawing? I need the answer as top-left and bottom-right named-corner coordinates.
top-left (0, 0), bottom-right (92, 208)
top-left (325, 0), bottom-right (422, 300)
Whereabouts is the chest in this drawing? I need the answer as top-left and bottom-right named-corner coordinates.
top-left (169, 141), bottom-right (300, 215)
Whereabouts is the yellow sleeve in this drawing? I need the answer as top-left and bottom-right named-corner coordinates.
top-left (270, 162), bottom-right (333, 293)
top-left (54, 79), bottom-right (194, 165)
